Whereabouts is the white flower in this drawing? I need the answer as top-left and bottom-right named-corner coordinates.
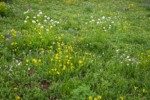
top-left (44, 19), bottom-right (47, 22)
top-left (44, 15), bottom-right (47, 18)
top-left (127, 56), bottom-right (130, 59)
top-left (47, 17), bottom-right (50, 20)
top-left (33, 16), bottom-right (36, 19)
top-left (40, 26), bottom-right (44, 29)
top-left (26, 16), bottom-right (29, 19)
top-left (37, 14), bottom-right (40, 17)
top-left (90, 16), bottom-right (93, 18)
top-left (103, 27), bottom-right (106, 29)
top-left (32, 20), bottom-right (36, 24)
top-left (128, 59), bottom-right (131, 61)
top-left (46, 29), bottom-right (49, 32)
top-left (98, 18), bottom-right (100, 21)
top-left (18, 62), bottom-right (22, 66)
top-left (116, 49), bottom-right (119, 53)
top-left (111, 21), bottom-right (114, 24)
top-left (50, 19), bottom-right (53, 22)
top-left (97, 21), bottom-right (100, 24)
top-left (102, 16), bottom-right (105, 19)
top-left (24, 10), bottom-right (29, 14)
top-left (91, 19), bottom-right (95, 22)
top-left (38, 23), bottom-right (41, 26)
top-left (28, 67), bottom-right (30, 70)
top-left (56, 21), bottom-right (59, 24)
top-left (50, 26), bottom-right (53, 28)
top-left (24, 20), bottom-right (27, 23)
top-left (109, 25), bottom-right (111, 29)
top-left (39, 11), bottom-right (43, 15)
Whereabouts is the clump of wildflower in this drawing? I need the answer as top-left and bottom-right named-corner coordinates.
top-left (88, 95), bottom-right (102, 100)
top-left (134, 86), bottom-right (138, 91)
top-left (16, 96), bottom-right (21, 100)
top-left (114, 49), bottom-right (139, 66)
top-left (89, 96), bottom-right (92, 100)
top-left (48, 34), bottom-right (94, 78)
top-left (32, 59), bottom-right (37, 63)
top-left (97, 96), bottom-right (102, 100)
top-left (120, 96), bottom-right (124, 100)
top-left (13, 87), bottom-right (18, 91)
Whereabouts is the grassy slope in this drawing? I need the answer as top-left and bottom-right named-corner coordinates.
top-left (0, 0), bottom-right (150, 99)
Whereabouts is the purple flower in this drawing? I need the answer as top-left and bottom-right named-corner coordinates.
top-left (17, 33), bottom-right (21, 38)
top-left (6, 34), bottom-right (12, 44)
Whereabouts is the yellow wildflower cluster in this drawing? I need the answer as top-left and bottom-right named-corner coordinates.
top-left (11, 42), bottom-right (17, 46)
top-left (49, 34), bottom-right (94, 77)
top-left (0, 34), bottom-right (5, 39)
top-left (88, 95), bottom-right (102, 100)
top-left (25, 59), bottom-right (42, 64)
top-left (50, 68), bottom-right (61, 75)
top-left (0, 2), bottom-right (8, 15)
top-left (9, 29), bottom-right (17, 37)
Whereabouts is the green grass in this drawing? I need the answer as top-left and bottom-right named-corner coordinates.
top-left (0, 0), bottom-right (150, 99)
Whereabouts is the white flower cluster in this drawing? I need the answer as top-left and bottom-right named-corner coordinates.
top-left (114, 49), bottom-right (139, 66)
top-left (86, 15), bottom-right (120, 32)
top-left (23, 10), bottom-right (60, 32)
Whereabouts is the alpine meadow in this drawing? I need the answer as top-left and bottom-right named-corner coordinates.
top-left (0, 0), bottom-right (150, 100)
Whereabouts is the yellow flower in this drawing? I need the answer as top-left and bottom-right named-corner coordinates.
top-left (142, 89), bottom-right (147, 93)
top-left (14, 87), bottom-right (18, 91)
top-left (16, 96), bottom-right (21, 100)
top-left (134, 86), bottom-right (138, 91)
top-left (97, 96), bottom-right (102, 100)
top-left (38, 59), bottom-right (41, 63)
top-left (58, 36), bottom-right (61, 40)
top-left (78, 60), bottom-right (83, 64)
top-left (62, 65), bottom-right (66, 70)
top-left (55, 54), bottom-right (59, 60)
top-left (120, 96), bottom-right (124, 100)
top-left (67, 60), bottom-right (70, 64)
top-left (56, 71), bottom-right (60, 75)
top-left (32, 59), bottom-right (37, 63)
top-left (57, 48), bottom-right (61, 51)
top-left (94, 97), bottom-right (97, 100)
top-left (26, 59), bottom-right (29, 63)
top-left (89, 96), bottom-right (92, 100)
top-left (51, 68), bottom-right (57, 71)
top-left (65, 55), bottom-right (69, 58)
